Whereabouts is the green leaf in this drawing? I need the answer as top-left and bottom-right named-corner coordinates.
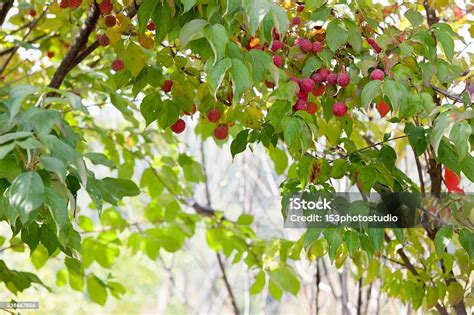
top-left (44, 187), bottom-right (69, 230)
top-left (123, 42), bottom-right (145, 77)
top-left (182, 0), bottom-right (196, 13)
top-left (0, 131), bottom-right (32, 145)
top-left (361, 80), bottom-right (382, 109)
top-left (447, 282), bottom-right (464, 306)
top-left (244, 50), bottom-right (271, 84)
top-left (5, 85), bottom-right (38, 120)
top-left (434, 226), bottom-right (453, 256)
top-left (40, 156), bottom-right (66, 183)
top-left (269, 3), bottom-right (289, 35)
top-left (84, 153), bottom-right (115, 168)
top-left (269, 266), bottom-right (300, 295)
top-left (231, 129), bottom-right (249, 158)
top-left (326, 19), bottom-right (348, 52)
top-left (383, 80), bottom-right (404, 111)
top-left (0, 142), bottom-right (15, 159)
top-left (236, 213), bottom-right (254, 225)
top-left (367, 228), bottom-right (384, 251)
top-left (242, 0), bottom-right (270, 35)
top-left (179, 19), bottom-right (209, 47)
top-left (461, 154), bottom-right (474, 183)
top-left (459, 229), bottom-right (474, 260)
top-left (449, 121), bottom-right (471, 161)
top-left (208, 58), bottom-right (232, 97)
top-left (87, 275), bottom-right (108, 306)
top-left (269, 146), bottom-right (288, 175)
top-left (405, 9), bottom-right (423, 27)
top-left (225, 0), bottom-right (241, 15)
top-left (281, 116), bottom-right (311, 152)
top-left (137, 0), bottom-right (158, 33)
top-left (157, 100), bottom-right (181, 129)
top-left (65, 257), bottom-right (84, 291)
top-left (302, 56), bottom-right (322, 78)
top-left (140, 92), bottom-right (161, 127)
top-left (22, 108), bottom-right (61, 135)
top-left (434, 29), bottom-right (454, 60)
top-left (344, 19), bottom-right (362, 53)
top-left (431, 112), bottom-right (451, 154)
top-left (203, 24), bottom-right (228, 65)
top-left (250, 270), bottom-right (265, 294)
top-left (8, 172), bottom-right (44, 223)
top-left (98, 177), bottom-right (140, 205)
top-left (229, 59), bottom-right (251, 103)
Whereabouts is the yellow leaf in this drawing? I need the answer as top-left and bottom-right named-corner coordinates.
top-left (138, 33), bottom-right (154, 50)
top-left (116, 13), bottom-right (131, 33)
top-left (106, 28), bottom-right (121, 45)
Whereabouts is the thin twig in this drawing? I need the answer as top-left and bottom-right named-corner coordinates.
top-left (430, 84), bottom-right (464, 103)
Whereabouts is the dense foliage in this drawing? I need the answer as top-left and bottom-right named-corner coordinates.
top-left (0, 0), bottom-right (473, 313)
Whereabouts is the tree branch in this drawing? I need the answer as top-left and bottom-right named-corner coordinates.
top-left (216, 254), bottom-right (240, 315)
top-left (430, 84), bottom-right (464, 103)
top-left (0, 0), bottom-right (13, 26)
top-left (48, 2), bottom-right (100, 89)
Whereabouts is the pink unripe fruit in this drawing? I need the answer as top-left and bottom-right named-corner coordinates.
top-left (111, 59), bottom-right (124, 71)
top-left (318, 69), bottom-right (330, 82)
top-left (370, 69), bottom-right (385, 81)
top-left (171, 119), bottom-right (186, 134)
top-left (162, 80), bottom-right (173, 92)
top-left (327, 73), bottom-right (338, 86)
top-left (207, 108), bottom-right (221, 122)
top-left (312, 41), bottom-right (323, 53)
top-left (273, 55), bottom-right (283, 68)
top-left (214, 124), bottom-right (229, 140)
top-left (337, 73), bottom-right (350, 87)
top-left (311, 73), bottom-right (322, 85)
top-left (292, 16), bottom-right (301, 25)
top-left (297, 91), bottom-right (308, 101)
top-left (293, 99), bottom-right (307, 111)
top-left (332, 102), bottom-right (348, 117)
top-left (298, 39), bottom-right (312, 53)
top-left (299, 78), bottom-right (315, 94)
top-left (271, 40), bottom-right (283, 52)
top-left (312, 84), bottom-right (325, 96)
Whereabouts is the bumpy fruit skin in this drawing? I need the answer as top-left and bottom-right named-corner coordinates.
top-left (29, 9), bottom-right (37, 17)
top-left (214, 124), bottom-right (229, 140)
top-left (297, 91), bottom-right (308, 101)
top-left (367, 38), bottom-right (382, 53)
top-left (292, 16), bottom-right (301, 25)
top-left (298, 39), bottom-right (312, 53)
top-left (306, 102), bottom-right (317, 114)
top-left (98, 34), bottom-right (110, 46)
top-left (312, 41), bottom-right (323, 53)
top-left (171, 119), bottom-right (186, 134)
top-left (311, 73), bottom-right (322, 85)
top-left (299, 78), bottom-right (315, 93)
top-left (99, 0), bottom-right (113, 14)
top-left (147, 20), bottom-right (155, 31)
top-left (370, 69), bottom-right (385, 81)
top-left (104, 15), bottom-right (116, 27)
top-left (318, 68), bottom-right (330, 82)
top-left (273, 55), bottom-right (283, 68)
top-left (70, 0), bottom-right (82, 8)
top-left (271, 40), bottom-right (283, 52)
top-left (265, 81), bottom-right (275, 89)
top-left (327, 73), bottom-right (338, 86)
top-left (293, 100), bottom-right (307, 111)
top-left (376, 100), bottom-right (390, 117)
top-left (337, 73), bottom-right (350, 87)
top-left (59, 0), bottom-right (70, 8)
top-left (162, 80), bottom-right (173, 93)
top-left (312, 84), bottom-right (325, 96)
top-left (111, 59), bottom-right (124, 71)
top-left (207, 109), bottom-right (221, 122)
top-left (297, 4), bottom-right (305, 12)
top-left (332, 102), bottom-right (348, 117)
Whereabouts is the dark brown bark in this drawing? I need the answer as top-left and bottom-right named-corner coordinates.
top-left (0, 0), bottom-right (13, 26)
top-left (48, 2), bottom-right (100, 89)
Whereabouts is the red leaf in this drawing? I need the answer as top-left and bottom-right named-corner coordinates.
top-left (444, 168), bottom-right (463, 193)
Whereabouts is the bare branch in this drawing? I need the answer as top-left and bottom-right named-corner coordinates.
top-left (0, 0), bottom-right (13, 26)
top-left (430, 84), bottom-right (464, 103)
top-left (216, 254), bottom-right (240, 315)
